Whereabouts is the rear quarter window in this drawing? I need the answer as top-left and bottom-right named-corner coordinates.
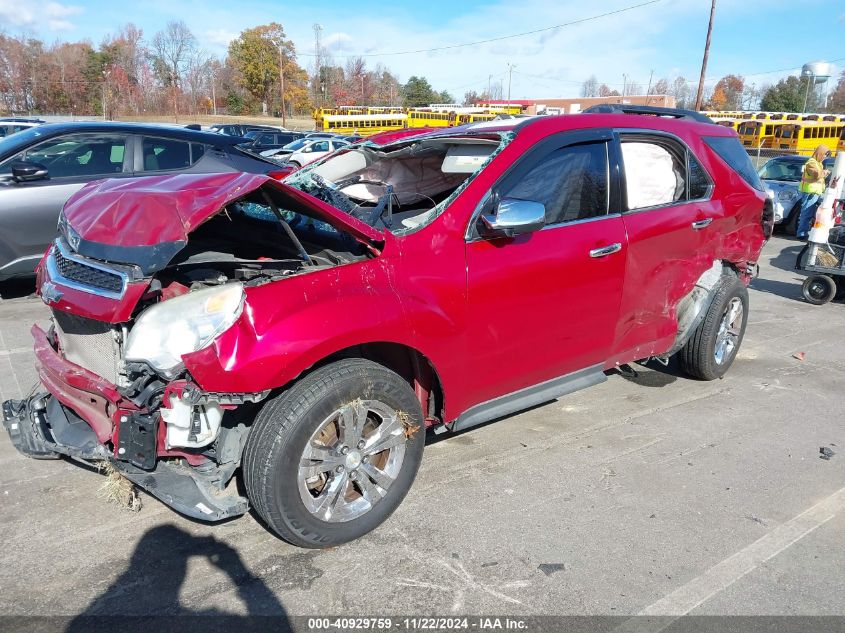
top-left (703, 136), bottom-right (763, 191)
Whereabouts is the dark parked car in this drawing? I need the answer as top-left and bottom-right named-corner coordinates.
top-left (209, 123), bottom-right (280, 137)
top-left (240, 129), bottom-right (305, 151)
top-left (4, 106), bottom-right (770, 547)
top-left (0, 122), bottom-right (286, 281)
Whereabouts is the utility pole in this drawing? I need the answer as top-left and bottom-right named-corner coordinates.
top-left (211, 66), bottom-right (217, 116)
top-left (622, 74), bottom-right (628, 97)
top-left (487, 74), bottom-right (492, 102)
top-left (279, 44), bottom-right (287, 127)
top-left (313, 24), bottom-right (323, 106)
top-left (507, 63), bottom-right (515, 103)
top-left (646, 69), bottom-right (654, 101)
top-left (101, 72), bottom-right (107, 121)
top-left (694, 0), bottom-right (717, 111)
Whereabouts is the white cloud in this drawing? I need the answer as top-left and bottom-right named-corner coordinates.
top-left (0, 0), bottom-right (83, 31)
top-left (204, 28), bottom-right (238, 48)
top-left (322, 32), bottom-right (353, 49)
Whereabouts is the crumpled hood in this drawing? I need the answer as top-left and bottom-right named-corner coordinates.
top-left (61, 172), bottom-right (384, 273)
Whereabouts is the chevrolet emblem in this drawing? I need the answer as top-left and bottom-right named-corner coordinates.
top-left (40, 281), bottom-right (63, 305)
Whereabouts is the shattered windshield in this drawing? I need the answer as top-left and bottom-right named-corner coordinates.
top-left (284, 131), bottom-right (513, 235)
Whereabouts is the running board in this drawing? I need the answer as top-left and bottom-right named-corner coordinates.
top-left (452, 364), bottom-right (607, 433)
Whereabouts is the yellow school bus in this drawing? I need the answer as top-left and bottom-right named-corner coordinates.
top-left (452, 112), bottom-right (498, 126)
top-left (477, 103), bottom-right (524, 115)
top-left (839, 128), bottom-right (845, 154)
top-left (366, 107), bottom-right (404, 115)
top-left (320, 113), bottom-right (408, 136)
top-left (712, 118), bottom-right (741, 131)
top-left (773, 122), bottom-right (845, 155)
top-left (407, 109), bottom-right (452, 128)
top-left (737, 120), bottom-right (785, 148)
top-left (752, 112), bottom-right (771, 120)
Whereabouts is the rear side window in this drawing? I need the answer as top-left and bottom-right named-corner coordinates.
top-left (142, 137), bottom-right (204, 172)
top-left (502, 141), bottom-right (609, 225)
top-left (688, 154), bottom-right (712, 199)
top-left (704, 136), bottom-right (763, 191)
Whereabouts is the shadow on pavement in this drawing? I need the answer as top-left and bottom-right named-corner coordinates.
top-left (749, 276), bottom-right (806, 303)
top-left (64, 523), bottom-right (292, 633)
top-left (766, 240), bottom-right (804, 274)
top-left (0, 278), bottom-right (37, 301)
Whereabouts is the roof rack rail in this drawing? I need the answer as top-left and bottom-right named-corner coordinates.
top-left (581, 104), bottom-right (713, 124)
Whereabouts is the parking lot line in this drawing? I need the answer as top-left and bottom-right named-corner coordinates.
top-left (617, 484), bottom-right (845, 629)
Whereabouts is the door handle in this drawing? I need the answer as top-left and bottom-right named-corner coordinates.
top-left (692, 218), bottom-right (713, 230)
top-left (589, 243), bottom-right (622, 258)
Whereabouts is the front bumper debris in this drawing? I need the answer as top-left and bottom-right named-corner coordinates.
top-left (2, 397), bottom-right (59, 460)
top-left (112, 460), bottom-right (249, 521)
top-left (2, 392), bottom-right (250, 523)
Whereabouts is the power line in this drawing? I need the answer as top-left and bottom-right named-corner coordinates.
top-left (299, 0), bottom-right (662, 58)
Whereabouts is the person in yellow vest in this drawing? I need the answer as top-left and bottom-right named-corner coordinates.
top-left (796, 144), bottom-right (831, 239)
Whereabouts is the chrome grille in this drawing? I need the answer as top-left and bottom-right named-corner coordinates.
top-left (52, 311), bottom-right (124, 386)
top-left (53, 247), bottom-right (124, 294)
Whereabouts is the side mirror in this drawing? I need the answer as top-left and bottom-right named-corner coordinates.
top-left (480, 198), bottom-right (546, 238)
top-left (303, 147), bottom-right (312, 153)
top-left (11, 162), bottom-right (49, 183)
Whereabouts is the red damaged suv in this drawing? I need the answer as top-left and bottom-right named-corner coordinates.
top-left (3, 106), bottom-right (771, 547)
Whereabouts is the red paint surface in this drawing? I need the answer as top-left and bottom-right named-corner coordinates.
top-left (44, 114), bottom-right (766, 432)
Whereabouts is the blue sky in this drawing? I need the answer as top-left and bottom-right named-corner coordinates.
top-left (2, 0), bottom-right (843, 99)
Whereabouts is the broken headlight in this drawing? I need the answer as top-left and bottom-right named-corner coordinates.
top-left (125, 283), bottom-right (245, 377)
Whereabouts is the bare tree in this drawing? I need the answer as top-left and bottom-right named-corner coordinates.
top-left (152, 20), bottom-right (196, 120)
top-left (581, 75), bottom-right (599, 98)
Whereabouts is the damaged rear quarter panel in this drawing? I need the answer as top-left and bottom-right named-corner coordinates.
top-left (609, 131), bottom-right (765, 364)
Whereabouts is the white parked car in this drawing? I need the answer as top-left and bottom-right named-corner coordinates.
top-left (287, 138), bottom-right (349, 167)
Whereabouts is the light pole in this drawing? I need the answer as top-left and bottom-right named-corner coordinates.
top-left (101, 70), bottom-right (108, 121)
top-left (507, 63), bottom-right (515, 103)
top-left (279, 44), bottom-right (286, 127)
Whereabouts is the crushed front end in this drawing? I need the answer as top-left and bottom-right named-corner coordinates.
top-left (2, 172), bottom-right (381, 522)
top-left (2, 244), bottom-right (264, 520)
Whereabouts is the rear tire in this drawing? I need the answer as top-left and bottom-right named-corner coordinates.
top-left (678, 275), bottom-right (749, 381)
top-left (243, 359), bottom-right (425, 548)
top-left (802, 275), bottom-right (836, 305)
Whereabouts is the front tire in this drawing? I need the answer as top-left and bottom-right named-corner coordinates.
top-left (678, 275), bottom-right (749, 380)
top-left (243, 359), bottom-right (425, 548)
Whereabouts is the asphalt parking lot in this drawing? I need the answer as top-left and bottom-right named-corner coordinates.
top-left (0, 235), bottom-right (843, 623)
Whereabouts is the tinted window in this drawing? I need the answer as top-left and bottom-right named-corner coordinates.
top-left (621, 139), bottom-right (686, 209)
top-left (503, 142), bottom-right (609, 225)
top-left (0, 133), bottom-right (126, 178)
top-left (704, 136), bottom-right (764, 191)
top-left (310, 141), bottom-right (330, 152)
top-left (191, 143), bottom-right (206, 163)
top-left (142, 137), bottom-right (191, 171)
top-left (688, 153), bottom-right (711, 199)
